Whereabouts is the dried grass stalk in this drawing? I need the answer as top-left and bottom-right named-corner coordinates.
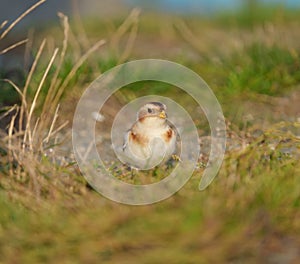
top-left (0, 0), bottom-right (46, 40)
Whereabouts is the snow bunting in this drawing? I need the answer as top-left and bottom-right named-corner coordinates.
top-left (122, 102), bottom-right (177, 169)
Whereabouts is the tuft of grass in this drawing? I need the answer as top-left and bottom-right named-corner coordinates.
top-left (225, 43), bottom-right (300, 96)
top-left (0, 121), bottom-right (299, 263)
top-left (0, 4), bottom-right (107, 203)
top-left (0, 2), bottom-right (143, 206)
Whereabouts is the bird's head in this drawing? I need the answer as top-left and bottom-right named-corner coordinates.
top-left (137, 102), bottom-right (167, 126)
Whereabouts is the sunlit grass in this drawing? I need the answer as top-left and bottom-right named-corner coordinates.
top-left (226, 43), bottom-right (300, 96)
top-left (0, 123), bottom-right (299, 262)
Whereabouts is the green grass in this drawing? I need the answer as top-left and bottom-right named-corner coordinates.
top-left (1, 126), bottom-right (299, 262)
top-left (225, 43), bottom-right (300, 96)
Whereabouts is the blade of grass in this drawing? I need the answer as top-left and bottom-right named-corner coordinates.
top-left (0, 39), bottom-right (28, 55)
top-left (25, 48), bottom-right (59, 150)
top-left (7, 105), bottom-right (19, 176)
top-left (45, 120), bottom-right (69, 142)
top-left (118, 10), bottom-right (140, 63)
top-left (31, 118), bottom-right (40, 142)
top-left (20, 39), bottom-right (46, 137)
top-left (24, 29), bottom-right (34, 73)
top-left (71, 0), bottom-right (90, 50)
top-left (0, 105), bottom-right (18, 121)
top-left (55, 39), bottom-right (106, 96)
top-left (111, 8), bottom-right (140, 58)
top-left (36, 39), bottom-right (106, 149)
top-left (43, 13), bottom-right (69, 113)
top-left (2, 79), bottom-right (25, 104)
top-left (44, 104), bottom-right (60, 144)
top-left (0, 20), bottom-right (8, 30)
top-left (174, 19), bottom-right (204, 54)
top-left (0, 0), bottom-right (46, 40)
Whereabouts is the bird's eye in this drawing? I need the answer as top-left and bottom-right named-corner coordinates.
top-left (147, 108), bottom-right (153, 113)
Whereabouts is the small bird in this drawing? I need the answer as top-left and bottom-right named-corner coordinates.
top-left (122, 102), bottom-right (177, 169)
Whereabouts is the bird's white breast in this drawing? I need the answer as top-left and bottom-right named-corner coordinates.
top-left (123, 118), bottom-right (176, 169)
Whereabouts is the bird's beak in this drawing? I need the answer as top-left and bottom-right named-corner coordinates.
top-left (159, 110), bottom-right (167, 119)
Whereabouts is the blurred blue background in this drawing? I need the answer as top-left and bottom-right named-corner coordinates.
top-left (1, 0), bottom-right (300, 27)
top-left (124, 0), bottom-right (299, 14)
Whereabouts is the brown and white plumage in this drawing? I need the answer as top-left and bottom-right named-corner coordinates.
top-left (122, 102), bottom-right (177, 169)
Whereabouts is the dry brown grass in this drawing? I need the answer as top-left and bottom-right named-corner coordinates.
top-left (0, 1), bottom-right (145, 209)
top-left (0, 2), bottom-right (108, 205)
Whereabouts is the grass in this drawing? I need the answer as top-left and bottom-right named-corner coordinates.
top-left (225, 43), bottom-right (300, 96)
top-left (215, 3), bottom-right (300, 28)
top-left (0, 1), bottom-right (300, 263)
top-left (0, 129), bottom-right (299, 262)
